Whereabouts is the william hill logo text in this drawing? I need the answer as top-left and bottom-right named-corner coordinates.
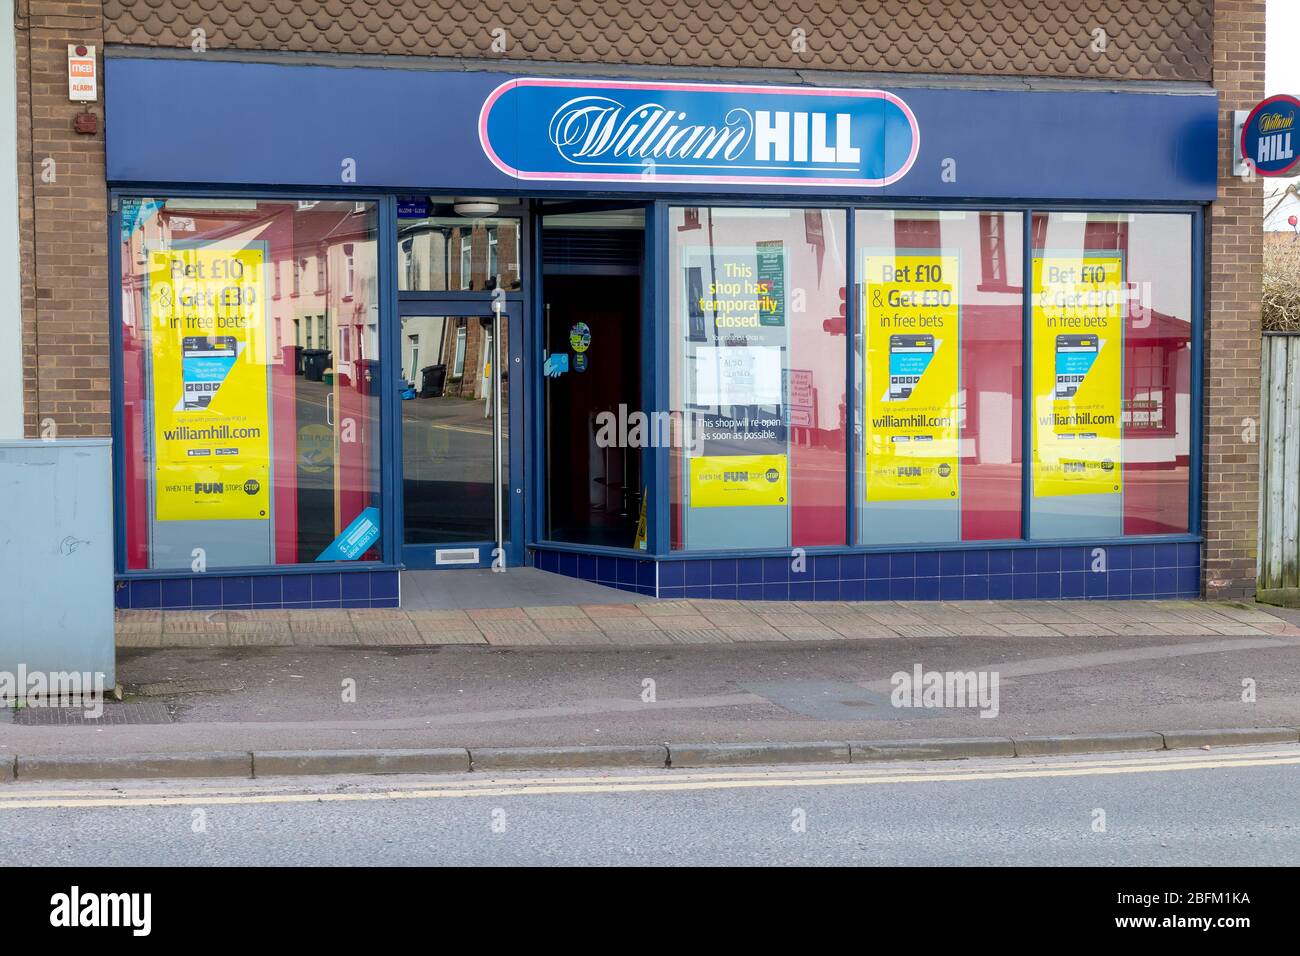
top-left (1255, 109), bottom-right (1294, 165)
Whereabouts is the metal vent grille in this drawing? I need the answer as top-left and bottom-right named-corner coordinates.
top-left (435, 547), bottom-right (481, 566)
top-left (543, 229), bottom-right (642, 275)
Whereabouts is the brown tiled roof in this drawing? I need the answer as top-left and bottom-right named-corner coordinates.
top-left (103, 0), bottom-right (1213, 82)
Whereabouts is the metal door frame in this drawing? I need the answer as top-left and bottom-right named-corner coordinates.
top-left (533, 201), bottom-right (654, 551)
top-left (397, 297), bottom-right (524, 570)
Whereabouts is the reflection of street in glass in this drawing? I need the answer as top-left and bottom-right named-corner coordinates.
top-left (402, 392), bottom-right (510, 543)
top-left (292, 378), bottom-right (380, 493)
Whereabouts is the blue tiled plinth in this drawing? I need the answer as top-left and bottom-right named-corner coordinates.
top-left (534, 542), bottom-right (1201, 603)
top-left (115, 569), bottom-right (400, 610)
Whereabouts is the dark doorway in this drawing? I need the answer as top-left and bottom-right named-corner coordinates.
top-left (542, 207), bottom-right (645, 549)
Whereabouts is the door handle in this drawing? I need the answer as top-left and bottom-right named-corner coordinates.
top-left (493, 307), bottom-right (505, 568)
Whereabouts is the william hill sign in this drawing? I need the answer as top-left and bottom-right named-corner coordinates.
top-left (478, 77), bottom-right (920, 188)
top-left (1241, 94), bottom-right (1300, 177)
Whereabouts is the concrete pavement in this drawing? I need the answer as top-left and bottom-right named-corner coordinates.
top-left (6, 612), bottom-right (1300, 770)
top-left (116, 598), bottom-right (1298, 648)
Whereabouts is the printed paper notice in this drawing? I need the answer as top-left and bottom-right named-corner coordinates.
top-left (694, 346), bottom-right (782, 406)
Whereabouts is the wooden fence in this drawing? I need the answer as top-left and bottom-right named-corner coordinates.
top-left (1259, 332), bottom-right (1300, 603)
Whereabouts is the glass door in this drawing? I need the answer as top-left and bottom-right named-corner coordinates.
top-left (399, 298), bottom-right (521, 568)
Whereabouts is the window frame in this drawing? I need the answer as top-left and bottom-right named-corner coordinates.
top-left (652, 198), bottom-right (1203, 559)
top-left (108, 189), bottom-right (401, 578)
top-left (108, 188), bottom-right (1203, 575)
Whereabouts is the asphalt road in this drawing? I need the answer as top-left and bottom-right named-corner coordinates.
top-left (1, 746), bottom-right (1296, 866)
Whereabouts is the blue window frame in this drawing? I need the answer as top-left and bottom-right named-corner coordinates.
top-left (107, 187), bottom-right (1205, 581)
top-left (108, 189), bottom-right (403, 579)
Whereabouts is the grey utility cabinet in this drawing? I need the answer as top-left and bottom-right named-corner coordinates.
top-left (0, 439), bottom-right (114, 690)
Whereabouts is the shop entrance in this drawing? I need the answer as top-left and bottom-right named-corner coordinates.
top-left (399, 298), bottom-right (522, 569)
top-left (540, 204), bottom-right (647, 550)
top-left (396, 198), bottom-right (647, 574)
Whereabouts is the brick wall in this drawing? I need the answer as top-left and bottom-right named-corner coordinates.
top-left (1203, 0), bottom-right (1266, 598)
top-left (16, 1), bottom-right (108, 439)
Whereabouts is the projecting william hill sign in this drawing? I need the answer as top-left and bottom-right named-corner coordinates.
top-left (479, 78), bottom-right (920, 187)
top-left (1241, 94), bottom-right (1300, 177)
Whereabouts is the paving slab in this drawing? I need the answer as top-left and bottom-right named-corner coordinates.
top-left (115, 599), bottom-right (1300, 654)
top-left (402, 567), bottom-right (636, 609)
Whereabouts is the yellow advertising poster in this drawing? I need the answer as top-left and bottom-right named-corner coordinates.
top-left (862, 254), bottom-right (961, 502)
top-left (690, 454), bottom-right (788, 508)
top-left (1031, 254), bottom-right (1124, 497)
top-left (148, 245), bottom-right (271, 521)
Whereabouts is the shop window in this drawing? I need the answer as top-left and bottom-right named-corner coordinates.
top-left (669, 207), bottom-right (848, 551)
top-left (117, 197), bottom-right (383, 571)
top-left (854, 210), bottom-right (1025, 545)
top-left (1029, 213), bottom-right (1192, 538)
top-left (397, 216), bottom-right (521, 293)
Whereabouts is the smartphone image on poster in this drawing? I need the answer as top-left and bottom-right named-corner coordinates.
top-left (1054, 334), bottom-right (1099, 400)
top-left (181, 335), bottom-right (237, 410)
top-left (887, 334), bottom-right (935, 401)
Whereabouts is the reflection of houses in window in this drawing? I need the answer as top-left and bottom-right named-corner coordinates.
top-left (397, 218), bottom-right (521, 292)
top-left (114, 199), bottom-right (383, 570)
top-left (146, 201), bottom-right (381, 380)
top-left (1033, 212), bottom-right (1192, 535)
top-left (453, 322), bottom-right (468, 378)
top-left (977, 212), bottom-right (1020, 294)
top-left (401, 238), bottom-right (415, 288)
top-left (400, 316), bottom-right (499, 401)
top-left (459, 235), bottom-right (472, 291)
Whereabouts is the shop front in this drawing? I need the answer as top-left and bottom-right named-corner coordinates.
top-left (106, 55), bottom-right (1217, 610)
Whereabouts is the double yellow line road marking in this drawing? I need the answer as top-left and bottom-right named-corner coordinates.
top-left (0, 747), bottom-right (1295, 810)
